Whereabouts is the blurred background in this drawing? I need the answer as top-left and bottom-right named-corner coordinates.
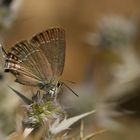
top-left (1, 0), bottom-right (140, 139)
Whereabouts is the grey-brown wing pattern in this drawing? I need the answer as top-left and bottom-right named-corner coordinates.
top-left (4, 40), bottom-right (53, 86)
top-left (30, 28), bottom-right (66, 78)
top-left (3, 28), bottom-right (66, 87)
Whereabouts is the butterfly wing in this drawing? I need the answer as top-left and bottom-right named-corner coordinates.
top-left (4, 28), bottom-right (66, 87)
top-left (4, 40), bottom-right (53, 86)
top-left (30, 28), bottom-right (66, 78)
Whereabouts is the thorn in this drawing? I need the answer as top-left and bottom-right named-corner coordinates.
top-left (8, 86), bottom-right (32, 104)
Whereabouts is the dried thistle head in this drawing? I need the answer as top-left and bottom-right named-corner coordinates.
top-left (8, 87), bottom-right (96, 140)
top-left (23, 91), bottom-right (65, 129)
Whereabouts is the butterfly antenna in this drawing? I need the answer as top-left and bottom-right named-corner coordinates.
top-left (62, 82), bottom-right (79, 97)
top-left (0, 44), bottom-right (8, 58)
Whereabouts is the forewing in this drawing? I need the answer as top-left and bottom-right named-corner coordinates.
top-left (4, 40), bottom-right (53, 86)
top-left (30, 28), bottom-right (66, 78)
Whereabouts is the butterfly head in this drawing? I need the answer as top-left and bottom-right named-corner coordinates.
top-left (38, 81), bottom-right (62, 97)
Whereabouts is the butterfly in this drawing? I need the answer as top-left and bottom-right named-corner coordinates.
top-left (1, 28), bottom-right (78, 96)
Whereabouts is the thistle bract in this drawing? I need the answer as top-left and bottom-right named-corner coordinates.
top-left (23, 92), bottom-right (65, 129)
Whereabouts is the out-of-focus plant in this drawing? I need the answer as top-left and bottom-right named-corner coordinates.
top-left (0, 0), bottom-right (23, 135)
top-left (0, 0), bottom-right (23, 41)
top-left (6, 87), bottom-right (99, 140)
top-left (85, 15), bottom-right (140, 130)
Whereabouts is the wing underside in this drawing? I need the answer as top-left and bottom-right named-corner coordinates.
top-left (4, 28), bottom-right (66, 87)
top-left (31, 28), bottom-right (66, 77)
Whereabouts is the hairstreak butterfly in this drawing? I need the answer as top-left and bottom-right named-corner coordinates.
top-left (1, 28), bottom-right (78, 96)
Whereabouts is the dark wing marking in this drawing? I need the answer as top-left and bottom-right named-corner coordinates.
top-left (30, 28), bottom-right (66, 78)
top-left (4, 40), bottom-right (53, 86)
